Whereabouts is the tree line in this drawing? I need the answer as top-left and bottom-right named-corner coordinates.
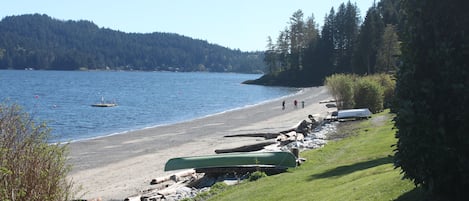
top-left (247, 0), bottom-right (400, 87)
top-left (0, 14), bottom-right (265, 73)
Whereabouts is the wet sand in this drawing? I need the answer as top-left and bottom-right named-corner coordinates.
top-left (68, 86), bottom-right (333, 200)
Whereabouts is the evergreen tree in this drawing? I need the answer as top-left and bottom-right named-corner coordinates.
top-left (301, 14), bottom-right (324, 85)
top-left (318, 8), bottom-right (337, 74)
top-left (288, 10), bottom-right (305, 71)
top-left (303, 14), bottom-right (319, 47)
top-left (376, 24), bottom-right (400, 73)
top-left (334, 1), bottom-right (360, 73)
top-left (353, 3), bottom-right (384, 74)
top-left (276, 28), bottom-right (290, 71)
top-left (264, 36), bottom-right (277, 73)
top-left (378, 0), bottom-right (401, 27)
top-left (394, 0), bottom-right (469, 199)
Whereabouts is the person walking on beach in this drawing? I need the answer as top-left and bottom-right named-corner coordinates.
top-left (294, 100), bottom-right (298, 108)
top-left (282, 100), bottom-right (285, 110)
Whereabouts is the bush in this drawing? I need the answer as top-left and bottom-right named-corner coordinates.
top-left (325, 74), bottom-right (393, 113)
top-left (354, 78), bottom-right (384, 113)
top-left (0, 103), bottom-right (74, 201)
top-left (248, 171), bottom-right (268, 181)
top-left (325, 74), bottom-right (356, 109)
top-left (191, 182), bottom-right (228, 201)
top-left (370, 73), bottom-right (395, 108)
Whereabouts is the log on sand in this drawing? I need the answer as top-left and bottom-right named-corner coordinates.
top-left (214, 141), bottom-right (277, 154)
top-left (150, 169), bottom-right (196, 185)
top-left (223, 129), bottom-right (295, 139)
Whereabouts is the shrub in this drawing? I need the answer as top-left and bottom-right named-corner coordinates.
top-left (370, 73), bottom-right (395, 108)
top-left (325, 74), bottom-right (392, 113)
top-left (354, 78), bottom-right (384, 113)
top-left (191, 182), bottom-right (228, 201)
top-left (248, 171), bottom-right (268, 181)
top-left (0, 103), bottom-right (74, 201)
top-left (325, 74), bottom-right (356, 109)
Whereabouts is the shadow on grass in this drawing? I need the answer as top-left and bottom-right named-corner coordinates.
top-left (308, 156), bottom-right (393, 181)
top-left (394, 186), bottom-right (426, 201)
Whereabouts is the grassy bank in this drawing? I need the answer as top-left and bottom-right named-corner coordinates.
top-left (207, 110), bottom-right (424, 201)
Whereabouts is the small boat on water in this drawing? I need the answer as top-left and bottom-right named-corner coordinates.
top-left (164, 151), bottom-right (297, 171)
top-left (91, 96), bottom-right (117, 107)
top-left (91, 103), bottom-right (117, 107)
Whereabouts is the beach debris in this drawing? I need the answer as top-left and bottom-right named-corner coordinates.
top-left (327, 108), bottom-right (372, 121)
top-left (223, 132), bottom-right (284, 139)
top-left (126, 171), bottom-right (202, 201)
top-left (150, 169), bottom-right (196, 185)
top-left (319, 99), bottom-right (337, 104)
top-left (125, 114), bottom-right (339, 201)
top-left (326, 103), bottom-right (337, 108)
top-left (276, 131), bottom-right (305, 146)
top-left (214, 141), bottom-right (276, 153)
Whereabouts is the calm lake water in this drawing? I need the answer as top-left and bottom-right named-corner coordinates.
top-left (0, 70), bottom-right (298, 142)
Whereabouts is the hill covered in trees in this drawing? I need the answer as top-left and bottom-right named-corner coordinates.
top-left (0, 14), bottom-right (265, 73)
top-left (246, 0), bottom-right (400, 87)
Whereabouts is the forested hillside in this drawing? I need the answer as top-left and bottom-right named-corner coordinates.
top-left (0, 14), bottom-right (265, 73)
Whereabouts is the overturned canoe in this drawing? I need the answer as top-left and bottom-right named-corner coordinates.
top-left (330, 108), bottom-right (372, 120)
top-left (164, 151), bottom-right (297, 171)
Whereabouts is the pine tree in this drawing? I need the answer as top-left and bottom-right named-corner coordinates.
top-left (264, 36), bottom-right (277, 73)
top-left (353, 3), bottom-right (384, 74)
top-left (394, 0), bottom-right (469, 199)
top-left (376, 24), bottom-right (400, 73)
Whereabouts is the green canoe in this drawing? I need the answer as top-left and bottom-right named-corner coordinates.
top-left (164, 151), bottom-right (297, 171)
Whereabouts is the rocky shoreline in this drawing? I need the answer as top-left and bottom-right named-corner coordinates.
top-left (124, 117), bottom-right (339, 201)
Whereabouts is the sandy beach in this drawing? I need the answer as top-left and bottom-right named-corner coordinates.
top-left (68, 86), bottom-right (334, 200)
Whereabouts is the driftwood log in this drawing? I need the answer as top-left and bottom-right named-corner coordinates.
top-left (223, 129), bottom-right (296, 139)
top-left (223, 132), bottom-right (280, 139)
top-left (214, 141), bottom-right (277, 154)
top-left (196, 166), bottom-right (287, 175)
top-left (150, 169), bottom-right (196, 185)
top-left (126, 170), bottom-right (200, 201)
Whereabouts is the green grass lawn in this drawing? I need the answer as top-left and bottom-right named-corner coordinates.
top-left (206, 110), bottom-right (424, 201)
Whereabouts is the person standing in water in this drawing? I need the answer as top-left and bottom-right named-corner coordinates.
top-left (282, 100), bottom-right (286, 110)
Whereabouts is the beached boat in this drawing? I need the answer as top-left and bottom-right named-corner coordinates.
top-left (164, 151), bottom-right (297, 171)
top-left (331, 108), bottom-right (372, 120)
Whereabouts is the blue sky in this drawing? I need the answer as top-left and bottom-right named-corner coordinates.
top-left (1, 0), bottom-right (375, 51)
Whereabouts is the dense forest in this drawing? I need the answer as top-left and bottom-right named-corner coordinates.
top-left (0, 14), bottom-right (265, 73)
top-left (246, 0), bottom-right (400, 87)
